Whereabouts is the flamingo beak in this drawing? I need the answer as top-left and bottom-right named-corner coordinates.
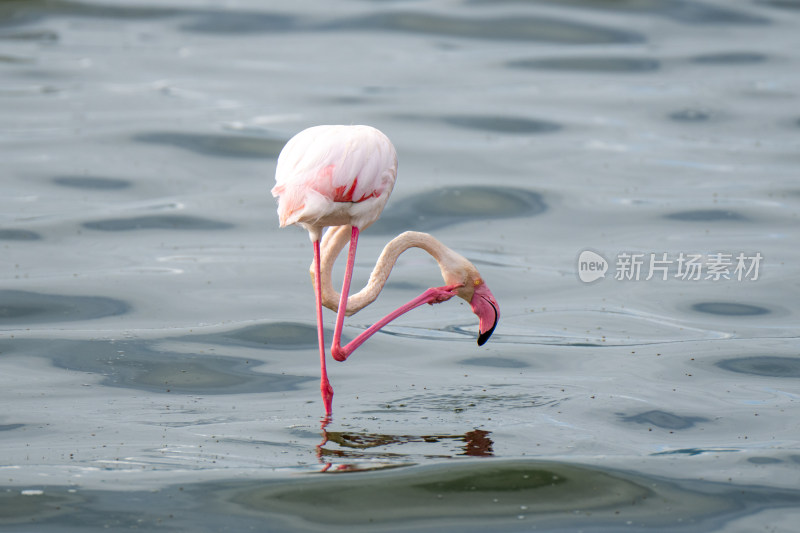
top-left (470, 282), bottom-right (499, 346)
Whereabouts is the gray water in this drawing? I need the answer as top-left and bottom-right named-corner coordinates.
top-left (2, 0), bottom-right (799, 531)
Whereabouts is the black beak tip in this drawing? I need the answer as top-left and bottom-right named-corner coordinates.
top-left (476, 301), bottom-right (499, 346)
top-left (477, 330), bottom-right (492, 346)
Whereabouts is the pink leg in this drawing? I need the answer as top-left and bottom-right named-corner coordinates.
top-left (328, 225), bottom-right (462, 362)
top-left (330, 226), bottom-right (360, 361)
top-left (332, 283), bottom-right (463, 362)
top-left (313, 240), bottom-right (334, 416)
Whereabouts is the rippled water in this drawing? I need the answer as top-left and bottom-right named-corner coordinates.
top-left (2, 0), bottom-right (799, 531)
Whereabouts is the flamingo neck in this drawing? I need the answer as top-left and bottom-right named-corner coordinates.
top-left (317, 226), bottom-right (464, 316)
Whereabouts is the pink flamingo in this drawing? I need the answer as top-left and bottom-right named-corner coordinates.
top-left (272, 125), bottom-right (499, 416)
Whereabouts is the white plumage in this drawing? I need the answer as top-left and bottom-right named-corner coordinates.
top-left (272, 125), bottom-right (397, 240)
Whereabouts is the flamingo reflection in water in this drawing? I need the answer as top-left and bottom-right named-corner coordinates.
top-left (317, 428), bottom-right (494, 472)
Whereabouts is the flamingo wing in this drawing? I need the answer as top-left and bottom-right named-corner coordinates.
top-left (272, 125), bottom-right (397, 229)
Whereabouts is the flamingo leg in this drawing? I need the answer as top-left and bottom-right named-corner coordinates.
top-left (329, 226), bottom-right (464, 362)
top-left (332, 283), bottom-right (463, 362)
top-left (313, 239), bottom-right (334, 416)
top-left (331, 226), bottom-right (360, 362)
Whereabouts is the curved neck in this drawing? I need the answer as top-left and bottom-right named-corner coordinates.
top-left (317, 225), bottom-right (461, 315)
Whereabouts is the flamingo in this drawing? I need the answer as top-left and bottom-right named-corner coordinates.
top-left (271, 125), bottom-right (499, 416)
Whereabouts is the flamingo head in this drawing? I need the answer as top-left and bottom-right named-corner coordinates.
top-left (469, 281), bottom-right (499, 346)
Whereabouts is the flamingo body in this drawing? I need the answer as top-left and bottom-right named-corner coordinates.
top-left (272, 125), bottom-right (499, 417)
top-left (272, 125), bottom-right (397, 240)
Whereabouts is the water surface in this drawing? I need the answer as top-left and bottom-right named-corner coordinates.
top-left (1, 0), bottom-right (799, 531)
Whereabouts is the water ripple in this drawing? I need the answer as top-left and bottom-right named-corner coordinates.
top-left (716, 356), bottom-right (800, 378)
top-left (428, 307), bottom-right (733, 347)
top-left (221, 459), bottom-right (783, 530)
top-left (180, 12), bottom-right (299, 34)
top-left (469, 0), bottom-right (770, 25)
top-left (0, 290), bottom-right (129, 326)
top-left (667, 108), bottom-right (717, 122)
top-left (371, 385), bottom-right (559, 415)
top-left (756, 0), bottom-right (800, 11)
top-left (368, 186), bottom-right (546, 234)
top-left (83, 215), bottom-right (233, 232)
top-left (53, 176), bottom-right (132, 190)
top-left (619, 410), bottom-right (709, 430)
top-left (461, 356), bottom-right (529, 369)
top-left (0, 229), bottom-right (41, 241)
top-left (133, 132), bottom-right (285, 159)
top-left (187, 322), bottom-right (351, 351)
top-left (664, 209), bottom-right (749, 221)
top-left (323, 12), bottom-right (644, 44)
top-left (509, 56), bottom-right (660, 73)
top-left (1, 338), bottom-right (313, 395)
top-left (444, 114), bottom-right (562, 134)
top-left (690, 52), bottom-right (769, 64)
top-left (692, 302), bottom-right (771, 316)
